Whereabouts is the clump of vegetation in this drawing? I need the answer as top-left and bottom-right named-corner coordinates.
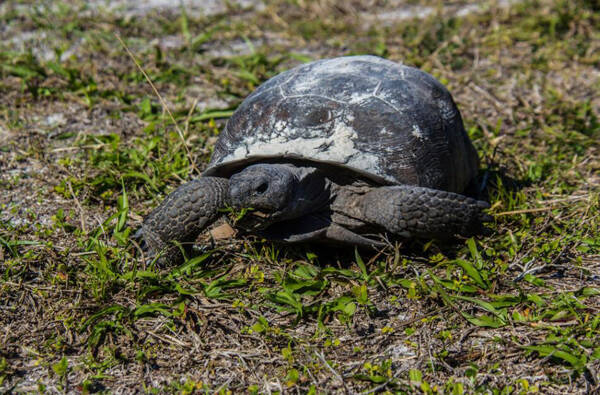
top-left (0, 0), bottom-right (598, 393)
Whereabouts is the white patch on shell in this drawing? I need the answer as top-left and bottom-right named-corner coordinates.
top-left (223, 122), bottom-right (382, 176)
top-left (284, 56), bottom-right (395, 101)
top-left (211, 56), bottom-right (427, 182)
top-left (349, 91), bottom-right (373, 104)
top-left (314, 57), bottom-right (368, 75)
top-left (274, 119), bottom-right (286, 131)
top-left (288, 59), bottom-right (363, 94)
top-left (380, 127), bottom-right (394, 136)
top-left (437, 98), bottom-right (456, 121)
top-left (411, 124), bottom-right (425, 140)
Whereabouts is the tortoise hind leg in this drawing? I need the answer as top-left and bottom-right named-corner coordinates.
top-left (336, 185), bottom-right (492, 240)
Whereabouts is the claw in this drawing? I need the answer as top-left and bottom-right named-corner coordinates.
top-left (133, 226), bottom-right (145, 242)
top-left (480, 213), bottom-right (494, 223)
top-left (131, 226), bottom-right (152, 260)
top-left (476, 200), bottom-right (491, 209)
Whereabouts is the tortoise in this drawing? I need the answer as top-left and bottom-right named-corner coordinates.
top-left (138, 55), bottom-right (491, 263)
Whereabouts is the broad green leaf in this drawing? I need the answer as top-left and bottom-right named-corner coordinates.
top-left (133, 303), bottom-right (172, 318)
top-left (116, 179), bottom-right (128, 232)
top-left (46, 61), bottom-right (69, 79)
top-left (353, 374), bottom-right (387, 384)
top-left (205, 277), bottom-right (247, 298)
top-left (168, 250), bottom-right (214, 279)
top-left (293, 264), bottom-right (319, 280)
top-left (409, 369), bottom-right (422, 384)
top-left (523, 345), bottom-right (586, 370)
top-left (282, 276), bottom-right (327, 296)
top-left (452, 294), bottom-right (507, 321)
top-left (577, 287), bottom-right (600, 297)
top-left (488, 294), bottom-right (523, 308)
top-left (80, 305), bottom-right (127, 331)
top-left (343, 301), bottom-right (357, 316)
top-left (320, 267), bottom-right (361, 279)
top-left (355, 248), bottom-right (369, 281)
top-left (467, 238), bottom-right (483, 269)
top-left (461, 312), bottom-right (505, 328)
top-left (436, 278), bottom-right (479, 293)
top-left (353, 284), bottom-right (369, 305)
top-left (121, 270), bottom-right (159, 281)
top-left (454, 259), bottom-right (488, 289)
top-left (526, 293), bottom-right (546, 306)
top-left (523, 274), bottom-right (546, 287)
top-left (285, 368), bottom-right (300, 386)
top-left (52, 357), bottom-right (68, 377)
top-left (235, 69), bottom-right (260, 84)
top-left (251, 317), bottom-right (268, 333)
top-left (1, 64), bottom-right (43, 78)
top-left (174, 283), bottom-right (199, 295)
top-left (266, 290), bottom-right (303, 314)
top-left (123, 171), bottom-right (158, 191)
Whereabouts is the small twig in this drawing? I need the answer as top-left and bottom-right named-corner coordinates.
top-left (469, 82), bottom-right (507, 113)
top-left (497, 195), bottom-right (589, 216)
top-left (67, 181), bottom-right (87, 234)
top-left (427, 336), bottom-right (435, 374)
top-left (114, 33), bottom-right (197, 171)
top-left (52, 144), bottom-right (108, 152)
top-left (315, 351), bottom-right (350, 395)
top-left (146, 330), bottom-right (188, 347)
top-left (514, 263), bottom-right (565, 282)
top-left (496, 207), bottom-right (562, 216)
top-left (70, 251), bottom-right (98, 257)
top-left (184, 96), bottom-right (199, 136)
top-left (535, 195), bottom-right (588, 205)
top-left (212, 376), bottom-right (234, 395)
top-left (514, 244), bottom-right (567, 281)
top-left (129, 237), bottom-right (146, 269)
top-left (94, 214), bottom-right (108, 239)
top-left (508, 251), bottom-right (531, 272)
top-left (532, 320), bottom-right (580, 328)
top-left (389, 308), bottom-right (445, 331)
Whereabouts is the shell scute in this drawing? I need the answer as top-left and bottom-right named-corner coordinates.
top-left (206, 55), bottom-right (479, 193)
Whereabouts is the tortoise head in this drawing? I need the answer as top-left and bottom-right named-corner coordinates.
top-left (228, 163), bottom-right (297, 228)
top-left (228, 163), bottom-right (331, 229)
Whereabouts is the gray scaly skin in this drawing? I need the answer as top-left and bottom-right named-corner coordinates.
top-left (332, 184), bottom-right (491, 240)
top-left (139, 163), bottom-right (490, 264)
top-left (139, 177), bottom-right (228, 264)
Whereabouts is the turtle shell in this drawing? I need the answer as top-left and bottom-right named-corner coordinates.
top-left (204, 55), bottom-right (478, 193)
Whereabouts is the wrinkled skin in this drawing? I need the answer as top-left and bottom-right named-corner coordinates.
top-left (229, 164), bottom-right (332, 229)
top-left (138, 163), bottom-right (490, 264)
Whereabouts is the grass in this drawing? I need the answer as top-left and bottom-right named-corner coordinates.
top-left (0, 0), bottom-right (599, 393)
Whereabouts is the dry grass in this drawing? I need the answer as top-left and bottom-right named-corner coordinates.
top-left (0, 0), bottom-right (599, 393)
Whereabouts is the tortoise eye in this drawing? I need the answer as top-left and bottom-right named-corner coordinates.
top-left (256, 182), bottom-right (268, 194)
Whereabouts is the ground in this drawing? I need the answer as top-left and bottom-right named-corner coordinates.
top-left (0, 0), bottom-right (599, 393)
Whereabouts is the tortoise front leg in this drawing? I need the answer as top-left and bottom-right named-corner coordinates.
top-left (138, 177), bottom-right (229, 265)
top-left (335, 185), bottom-right (491, 240)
